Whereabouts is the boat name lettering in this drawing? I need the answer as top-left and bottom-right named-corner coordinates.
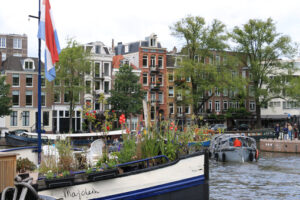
top-left (63, 187), bottom-right (100, 200)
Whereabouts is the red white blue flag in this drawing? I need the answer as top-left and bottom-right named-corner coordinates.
top-left (38, 0), bottom-right (60, 81)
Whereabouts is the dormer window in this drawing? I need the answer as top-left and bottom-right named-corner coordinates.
top-left (149, 34), bottom-right (157, 47)
top-left (95, 45), bottom-right (101, 54)
top-left (23, 59), bottom-right (35, 70)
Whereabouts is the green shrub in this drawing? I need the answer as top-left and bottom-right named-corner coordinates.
top-left (16, 157), bottom-right (36, 173)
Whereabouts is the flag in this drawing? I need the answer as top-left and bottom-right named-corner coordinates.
top-left (38, 0), bottom-right (60, 81)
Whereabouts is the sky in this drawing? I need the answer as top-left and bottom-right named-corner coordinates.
top-left (1, 0), bottom-right (300, 57)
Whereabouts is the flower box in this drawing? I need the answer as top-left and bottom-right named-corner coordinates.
top-left (45, 175), bottom-right (75, 189)
top-left (87, 168), bottom-right (118, 182)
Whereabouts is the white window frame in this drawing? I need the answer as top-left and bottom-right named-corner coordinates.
top-left (158, 92), bottom-right (163, 104)
top-left (22, 111), bottom-right (30, 126)
top-left (223, 101), bottom-right (228, 110)
top-left (142, 55), bottom-right (148, 68)
top-left (13, 38), bottom-right (22, 49)
top-left (250, 101), bottom-right (255, 111)
top-left (12, 74), bottom-right (19, 87)
top-left (215, 101), bottom-right (220, 112)
top-left (10, 111), bottom-right (18, 126)
top-left (169, 103), bottom-right (174, 114)
top-left (169, 86), bottom-right (174, 97)
top-left (25, 91), bottom-right (33, 107)
top-left (158, 56), bottom-right (163, 69)
top-left (0, 37), bottom-right (6, 48)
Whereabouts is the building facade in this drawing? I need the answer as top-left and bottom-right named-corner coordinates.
top-left (0, 34), bottom-right (28, 61)
top-left (114, 34), bottom-right (168, 128)
top-left (1, 56), bottom-right (53, 132)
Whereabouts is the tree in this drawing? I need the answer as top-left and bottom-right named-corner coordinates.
top-left (108, 64), bottom-right (144, 129)
top-left (170, 16), bottom-right (244, 121)
top-left (0, 76), bottom-right (11, 117)
top-left (230, 18), bottom-right (298, 128)
top-left (56, 39), bottom-right (90, 133)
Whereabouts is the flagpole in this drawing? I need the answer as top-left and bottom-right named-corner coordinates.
top-left (37, 0), bottom-right (42, 165)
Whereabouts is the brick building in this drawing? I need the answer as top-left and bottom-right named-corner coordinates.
top-left (114, 34), bottom-right (168, 128)
top-left (0, 56), bottom-right (53, 132)
top-left (0, 34), bottom-right (28, 61)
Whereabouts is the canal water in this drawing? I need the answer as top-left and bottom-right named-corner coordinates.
top-left (210, 151), bottom-right (300, 200)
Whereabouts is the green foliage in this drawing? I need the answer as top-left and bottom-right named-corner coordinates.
top-left (141, 133), bottom-right (160, 159)
top-left (86, 168), bottom-right (93, 174)
top-left (56, 139), bottom-right (74, 171)
top-left (0, 76), bottom-right (11, 117)
top-left (230, 18), bottom-right (298, 127)
top-left (56, 39), bottom-right (90, 132)
top-left (16, 157), bottom-right (36, 173)
top-left (46, 170), bottom-right (54, 179)
top-left (108, 64), bottom-right (144, 116)
top-left (170, 16), bottom-right (246, 117)
top-left (115, 135), bottom-right (137, 164)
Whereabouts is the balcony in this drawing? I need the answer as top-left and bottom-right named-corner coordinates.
top-left (94, 72), bottom-right (105, 80)
top-left (150, 84), bottom-right (160, 91)
top-left (95, 89), bottom-right (104, 95)
top-left (150, 66), bottom-right (160, 74)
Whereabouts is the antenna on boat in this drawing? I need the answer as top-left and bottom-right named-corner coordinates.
top-left (28, 0), bottom-right (42, 165)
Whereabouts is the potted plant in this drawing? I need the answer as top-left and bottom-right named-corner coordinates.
top-left (44, 170), bottom-right (75, 189)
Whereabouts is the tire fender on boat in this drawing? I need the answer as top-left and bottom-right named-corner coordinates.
top-left (255, 149), bottom-right (259, 161)
top-left (222, 153), bottom-right (226, 162)
top-left (215, 153), bottom-right (219, 161)
top-left (249, 152), bottom-right (254, 162)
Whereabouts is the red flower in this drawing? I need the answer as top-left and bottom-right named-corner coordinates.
top-left (175, 127), bottom-right (178, 131)
top-left (93, 110), bottom-right (96, 114)
top-left (112, 110), bottom-right (115, 113)
top-left (85, 113), bottom-right (89, 116)
top-left (106, 126), bottom-right (110, 131)
top-left (170, 126), bottom-right (174, 131)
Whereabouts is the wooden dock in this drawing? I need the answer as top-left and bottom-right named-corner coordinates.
top-left (260, 138), bottom-right (300, 153)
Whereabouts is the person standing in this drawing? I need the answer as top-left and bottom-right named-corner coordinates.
top-left (283, 124), bottom-right (288, 140)
top-left (288, 123), bottom-right (293, 140)
top-left (293, 123), bottom-right (298, 140)
top-left (274, 124), bottom-right (280, 139)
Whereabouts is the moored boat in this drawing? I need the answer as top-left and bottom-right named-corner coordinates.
top-left (209, 134), bottom-right (258, 162)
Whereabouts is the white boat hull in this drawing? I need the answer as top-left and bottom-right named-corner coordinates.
top-left (215, 147), bottom-right (256, 162)
top-left (38, 154), bottom-right (208, 200)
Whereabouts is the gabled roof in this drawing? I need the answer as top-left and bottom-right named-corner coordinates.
top-left (1, 56), bottom-right (44, 72)
top-left (112, 55), bottom-right (138, 70)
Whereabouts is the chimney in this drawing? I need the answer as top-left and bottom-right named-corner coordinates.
top-left (112, 39), bottom-right (115, 53)
top-left (173, 46), bottom-right (177, 54)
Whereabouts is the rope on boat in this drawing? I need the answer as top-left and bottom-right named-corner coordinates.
top-left (1, 176), bottom-right (40, 200)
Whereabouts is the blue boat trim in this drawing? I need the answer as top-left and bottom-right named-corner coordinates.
top-left (91, 175), bottom-right (205, 200)
top-left (0, 146), bottom-right (38, 152)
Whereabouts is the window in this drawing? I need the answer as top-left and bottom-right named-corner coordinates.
top-left (144, 92), bottom-right (148, 102)
top-left (177, 106), bottom-right (182, 115)
top-left (216, 55), bottom-right (220, 65)
top-left (169, 86), bottom-right (174, 97)
top-left (186, 77), bottom-right (191, 82)
top-left (85, 81), bottom-right (91, 94)
top-left (95, 45), bottom-right (100, 54)
top-left (104, 104), bottom-right (110, 111)
top-left (158, 92), bottom-right (163, 104)
top-left (249, 86), bottom-right (254, 97)
top-left (168, 73), bottom-right (174, 82)
top-left (26, 75), bottom-right (33, 86)
top-left (41, 92), bottom-right (46, 106)
top-left (250, 101), bottom-right (255, 111)
top-left (54, 91), bottom-right (60, 103)
top-left (215, 101), bottom-right (220, 112)
top-left (151, 75), bottom-right (155, 84)
top-left (13, 38), bottom-right (22, 49)
top-left (95, 81), bottom-right (100, 90)
top-left (95, 102), bottom-right (100, 110)
top-left (22, 111), bottom-right (29, 126)
top-left (223, 88), bottom-right (228, 97)
top-left (208, 56), bottom-right (213, 64)
top-left (1, 53), bottom-right (6, 61)
top-left (43, 111), bottom-right (49, 126)
top-left (151, 92), bottom-right (156, 102)
top-left (176, 92), bottom-right (182, 101)
top-left (208, 89), bottom-right (212, 96)
top-left (242, 70), bottom-right (246, 78)
top-left (12, 91), bottom-right (19, 106)
top-left (54, 79), bottom-right (60, 86)
top-left (158, 56), bottom-right (163, 68)
top-left (41, 75), bottom-right (45, 87)
top-left (151, 106), bottom-right (155, 120)
top-left (158, 74), bottom-right (163, 86)
top-left (25, 61), bottom-right (33, 70)
top-left (104, 63), bottom-right (109, 76)
top-left (194, 55), bottom-right (199, 62)
top-left (215, 87), bottom-right (220, 96)
top-left (10, 111), bottom-right (18, 126)
top-left (95, 62), bottom-right (100, 77)
top-left (223, 101), bottom-right (228, 110)
top-left (150, 38), bottom-right (156, 47)
top-left (26, 91), bottom-right (33, 106)
top-left (209, 101), bottom-right (212, 111)
top-left (269, 101), bottom-right (281, 107)
top-left (150, 55), bottom-right (155, 67)
top-left (175, 57), bottom-right (182, 66)
top-left (104, 81), bottom-right (109, 94)
top-left (143, 55), bottom-right (148, 67)
top-left (143, 73), bottom-right (148, 85)
top-left (169, 103), bottom-right (174, 114)
top-left (64, 91), bottom-right (70, 103)
top-left (0, 37), bottom-right (6, 48)
top-left (185, 106), bottom-right (190, 114)
top-left (12, 74), bottom-right (19, 86)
